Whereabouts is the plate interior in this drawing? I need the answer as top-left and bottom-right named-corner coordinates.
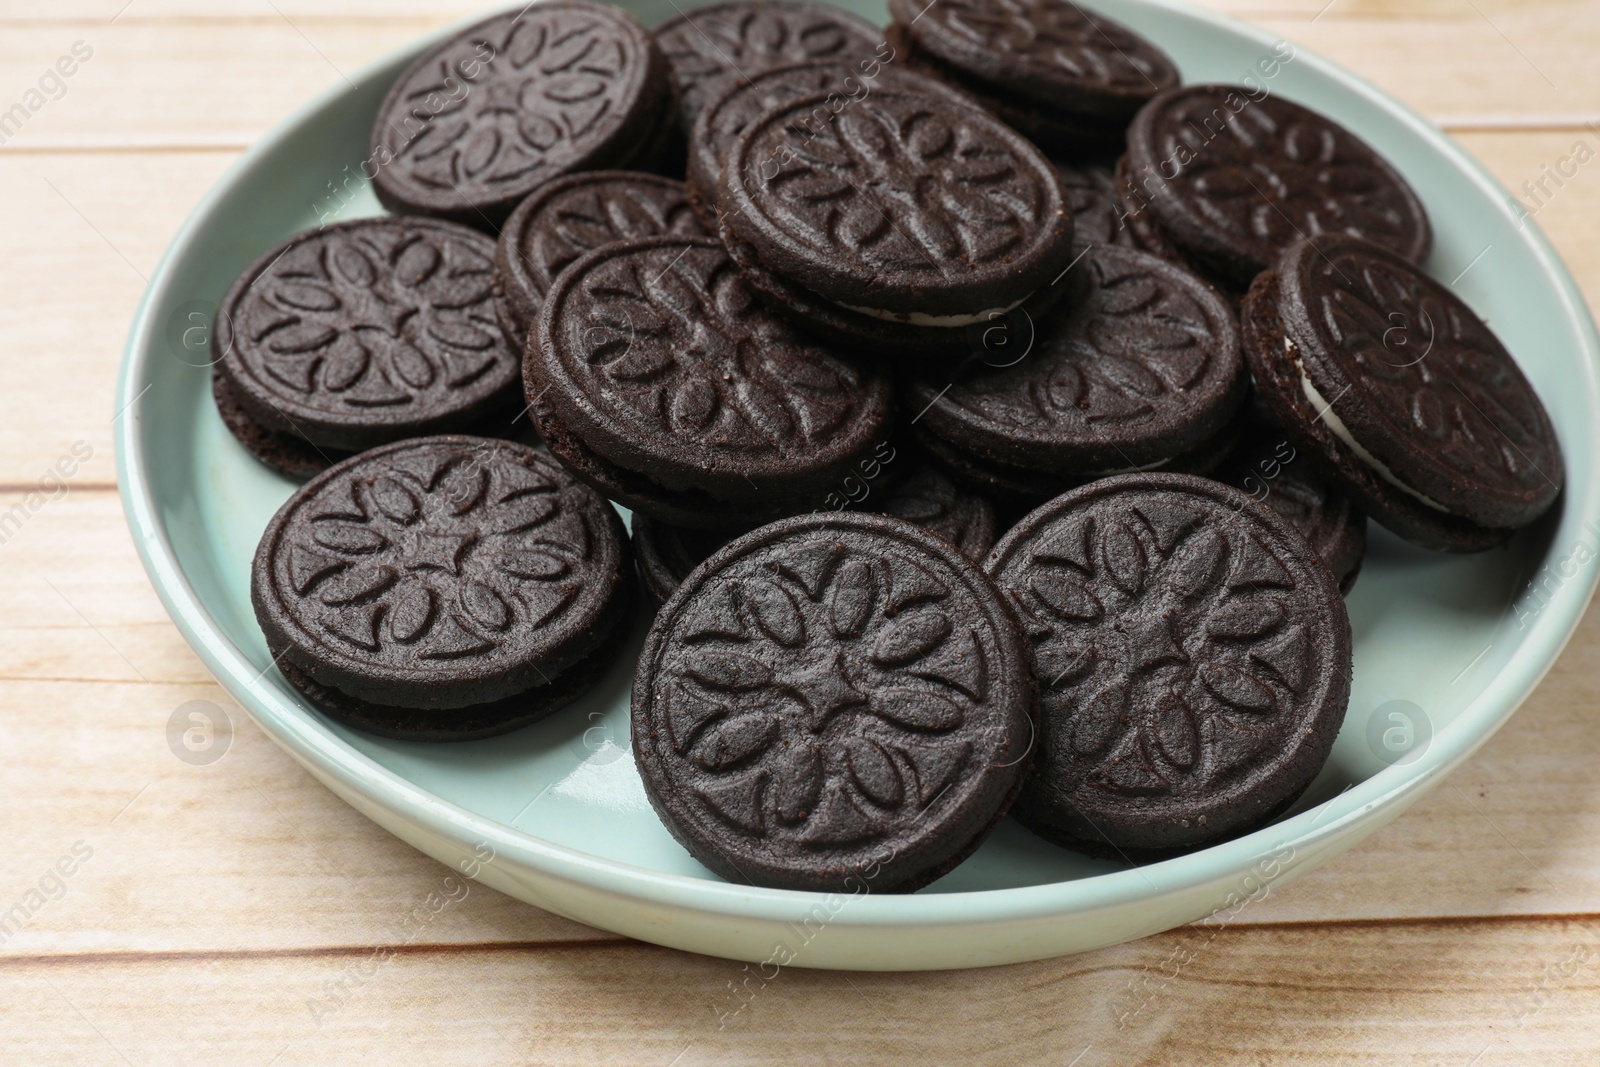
top-left (133, 0), bottom-right (1584, 896)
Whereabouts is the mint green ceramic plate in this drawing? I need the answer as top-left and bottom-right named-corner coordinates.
top-left (118, 0), bottom-right (1600, 970)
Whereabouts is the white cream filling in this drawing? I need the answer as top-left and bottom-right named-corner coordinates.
top-left (1287, 337), bottom-right (1451, 513)
top-left (836, 292), bottom-right (1032, 328)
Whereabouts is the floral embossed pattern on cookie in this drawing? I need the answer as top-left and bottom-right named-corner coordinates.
top-left (655, 0), bottom-right (885, 125)
top-left (1125, 85), bottom-right (1431, 288)
top-left (530, 235), bottom-right (893, 525)
top-left (216, 217), bottom-right (521, 454)
top-left (369, 2), bottom-right (669, 225)
top-left (253, 436), bottom-right (632, 711)
top-left (1241, 234), bottom-right (1562, 550)
top-left (494, 171), bottom-right (704, 340)
top-left (721, 84), bottom-right (1075, 316)
top-left (986, 473), bottom-right (1351, 855)
top-left (907, 243), bottom-right (1245, 477)
top-left (633, 513), bottom-right (1035, 892)
top-left (888, 0), bottom-right (1178, 117)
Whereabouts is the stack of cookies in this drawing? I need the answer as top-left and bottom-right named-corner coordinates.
top-left (219, 0), bottom-right (1564, 892)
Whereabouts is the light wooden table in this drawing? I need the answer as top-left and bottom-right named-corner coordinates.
top-left (3, 1), bottom-right (1598, 1063)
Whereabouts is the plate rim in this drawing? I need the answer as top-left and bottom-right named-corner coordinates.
top-left (115, 0), bottom-right (1600, 939)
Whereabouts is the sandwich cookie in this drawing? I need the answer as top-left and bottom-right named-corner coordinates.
top-left (633, 511), bottom-right (1036, 891)
top-left (718, 79), bottom-right (1077, 356)
top-left (252, 436), bottom-right (636, 740)
top-left (1122, 84), bottom-right (1432, 292)
top-left (885, 0), bottom-right (1178, 150)
top-left (1241, 234), bottom-right (1562, 551)
top-left (213, 217), bottom-right (523, 477)
top-left (985, 472), bottom-right (1352, 856)
top-left (654, 0), bottom-right (886, 127)
top-left (906, 243), bottom-right (1246, 505)
top-left (370, 2), bottom-right (674, 230)
top-left (529, 235), bottom-right (894, 528)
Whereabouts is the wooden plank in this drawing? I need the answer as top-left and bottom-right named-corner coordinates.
top-left (3, 917), bottom-right (1599, 1064)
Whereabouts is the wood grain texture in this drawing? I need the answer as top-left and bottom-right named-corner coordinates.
top-left (2, 1), bottom-right (1599, 1063)
top-left (5, 918), bottom-right (1600, 1065)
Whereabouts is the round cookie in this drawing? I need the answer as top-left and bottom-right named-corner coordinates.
top-left (905, 243), bottom-right (1246, 485)
top-left (494, 171), bottom-right (704, 345)
top-left (1241, 235), bottom-right (1563, 551)
top-left (369, 2), bottom-right (672, 229)
top-left (1058, 159), bottom-right (1139, 248)
top-left (880, 22), bottom-right (1127, 156)
top-left (529, 235), bottom-right (895, 528)
top-left (633, 511), bottom-right (1036, 892)
top-left (214, 217), bottom-right (522, 455)
top-left (985, 472), bottom-right (1352, 856)
top-left (720, 82), bottom-right (1076, 326)
top-left (654, 0), bottom-right (886, 127)
top-left (687, 59), bottom-right (905, 226)
top-left (253, 436), bottom-right (635, 718)
top-left (1124, 85), bottom-right (1432, 291)
top-left (887, 0), bottom-right (1178, 125)
top-left (1213, 424), bottom-right (1367, 594)
top-left (212, 369), bottom-right (348, 480)
top-left (632, 459), bottom-right (1000, 603)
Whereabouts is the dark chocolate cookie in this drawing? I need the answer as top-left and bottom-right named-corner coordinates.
top-left (529, 235), bottom-right (894, 528)
top-left (1124, 85), bottom-right (1433, 291)
top-left (686, 58), bottom-right (902, 226)
top-left (985, 473), bottom-right (1352, 856)
top-left (494, 171), bottom-right (704, 345)
top-left (369, 3), bottom-right (672, 229)
top-left (915, 414), bottom-right (1241, 512)
top-left (214, 217), bottom-right (522, 455)
top-left (633, 511), bottom-right (1036, 892)
top-left (876, 461), bottom-right (999, 560)
top-left (632, 458), bottom-right (999, 603)
top-left (718, 214), bottom-right (1074, 358)
top-left (887, 0), bottom-right (1178, 123)
top-left (906, 243), bottom-right (1245, 484)
top-left (1058, 160), bottom-right (1138, 248)
top-left (654, 0), bottom-right (886, 127)
top-left (880, 22), bottom-right (1125, 156)
top-left (718, 81), bottom-right (1076, 338)
top-left (253, 436), bottom-right (634, 717)
top-left (1214, 424), bottom-right (1366, 594)
top-left (1242, 235), bottom-right (1563, 551)
top-left (212, 369), bottom-right (348, 480)
top-left (280, 606), bottom-right (633, 742)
